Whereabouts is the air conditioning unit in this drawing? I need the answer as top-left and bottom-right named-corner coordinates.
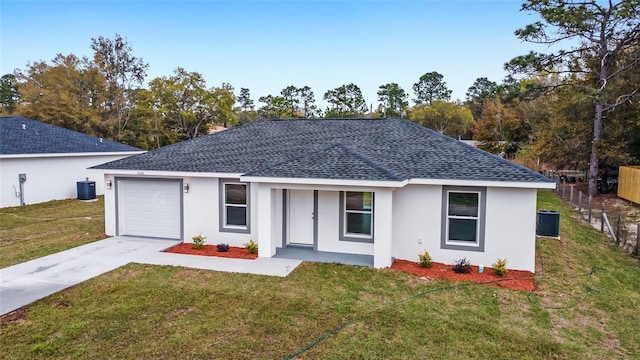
top-left (77, 181), bottom-right (96, 200)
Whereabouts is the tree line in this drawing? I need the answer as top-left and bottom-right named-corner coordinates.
top-left (0, 36), bottom-right (476, 147)
top-left (1, 0), bottom-right (640, 196)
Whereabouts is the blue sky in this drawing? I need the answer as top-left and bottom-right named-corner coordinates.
top-left (1, 0), bottom-right (543, 109)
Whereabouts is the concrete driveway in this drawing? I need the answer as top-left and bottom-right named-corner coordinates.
top-left (0, 236), bottom-right (302, 316)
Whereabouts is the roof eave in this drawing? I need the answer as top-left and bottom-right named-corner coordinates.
top-left (0, 151), bottom-right (145, 159)
top-left (240, 176), bottom-right (407, 188)
top-left (88, 168), bottom-right (245, 178)
top-left (408, 178), bottom-right (556, 189)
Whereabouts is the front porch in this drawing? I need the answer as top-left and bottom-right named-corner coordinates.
top-left (273, 245), bottom-right (374, 267)
top-left (256, 184), bottom-right (394, 268)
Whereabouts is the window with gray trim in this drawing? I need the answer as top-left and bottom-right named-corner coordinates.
top-left (220, 181), bottom-right (250, 233)
top-left (339, 191), bottom-right (374, 242)
top-left (441, 187), bottom-right (485, 252)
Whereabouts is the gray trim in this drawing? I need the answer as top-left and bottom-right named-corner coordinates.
top-left (440, 186), bottom-right (486, 252)
top-left (114, 177), bottom-right (184, 240)
top-left (282, 189), bottom-right (287, 248)
top-left (313, 190), bottom-right (318, 251)
top-left (218, 178), bottom-right (251, 234)
top-left (339, 191), bottom-right (375, 243)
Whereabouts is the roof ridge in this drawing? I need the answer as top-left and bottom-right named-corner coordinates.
top-left (335, 143), bottom-right (404, 181)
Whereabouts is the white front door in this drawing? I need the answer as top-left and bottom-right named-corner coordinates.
top-left (288, 190), bottom-right (314, 246)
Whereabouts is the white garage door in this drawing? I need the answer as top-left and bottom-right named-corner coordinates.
top-left (117, 179), bottom-right (182, 239)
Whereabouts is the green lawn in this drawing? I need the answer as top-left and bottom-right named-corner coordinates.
top-left (0, 197), bottom-right (106, 268)
top-left (1, 191), bottom-right (639, 359)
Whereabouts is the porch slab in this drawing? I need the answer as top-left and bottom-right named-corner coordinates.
top-left (274, 246), bottom-right (374, 267)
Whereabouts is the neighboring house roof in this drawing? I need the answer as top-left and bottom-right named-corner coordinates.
top-left (93, 118), bottom-right (553, 184)
top-left (0, 116), bottom-right (143, 155)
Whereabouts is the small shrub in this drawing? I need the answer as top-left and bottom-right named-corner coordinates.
top-left (244, 239), bottom-right (258, 254)
top-left (452, 257), bottom-right (472, 274)
top-left (191, 234), bottom-right (206, 250)
top-left (493, 258), bottom-right (508, 276)
top-left (217, 243), bottom-right (230, 252)
top-left (418, 250), bottom-right (432, 268)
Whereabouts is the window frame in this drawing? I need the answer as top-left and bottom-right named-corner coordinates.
top-left (339, 191), bottom-right (374, 243)
top-left (440, 186), bottom-right (486, 252)
top-left (219, 179), bottom-right (250, 234)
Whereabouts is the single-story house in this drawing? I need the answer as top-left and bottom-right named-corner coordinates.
top-left (92, 118), bottom-right (555, 271)
top-left (0, 116), bottom-right (144, 207)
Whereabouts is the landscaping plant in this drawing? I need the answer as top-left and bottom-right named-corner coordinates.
top-left (452, 257), bottom-right (472, 273)
top-left (492, 258), bottom-right (508, 276)
top-left (244, 239), bottom-right (258, 254)
top-left (418, 250), bottom-right (432, 268)
top-left (216, 243), bottom-right (230, 252)
top-left (191, 234), bottom-right (206, 250)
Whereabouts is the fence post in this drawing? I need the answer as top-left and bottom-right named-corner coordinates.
top-left (589, 194), bottom-right (593, 224)
top-left (578, 191), bottom-right (582, 214)
top-left (601, 206), bottom-right (605, 233)
top-left (616, 213), bottom-right (621, 245)
top-left (570, 185), bottom-right (574, 207)
top-left (562, 182), bottom-right (566, 200)
top-left (636, 224), bottom-right (640, 257)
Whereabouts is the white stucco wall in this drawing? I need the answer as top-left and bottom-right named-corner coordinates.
top-left (0, 154), bottom-right (137, 208)
top-left (101, 174), bottom-right (538, 271)
top-left (316, 190), bottom-right (374, 255)
top-left (104, 175), bottom-right (256, 246)
top-left (391, 184), bottom-right (538, 271)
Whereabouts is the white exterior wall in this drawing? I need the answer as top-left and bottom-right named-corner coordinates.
top-left (391, 184), bottom-right (538, 271)
top-left (104, 175), bottom-right (256, 246)
top-left (104, 173), bottom-right (116, 236)
top-left (0, 154), bottom-right (135, 208)
top-left (101, 173), bottom-right (539, 271)
top-left (392, 184), bottom-right (443, 262)
top-left (316, 190), bottom-right (374, 255)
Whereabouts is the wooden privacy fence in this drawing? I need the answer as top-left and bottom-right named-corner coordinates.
top-left (618, 166), bottom-right (640, 205)
top-left (552, 177), bottom-right (640, 260)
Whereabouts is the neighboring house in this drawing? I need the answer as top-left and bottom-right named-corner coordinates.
top-left (92, 118), bottom-right (554, 271)
top-left (0, 116), bottom-right (144, 207)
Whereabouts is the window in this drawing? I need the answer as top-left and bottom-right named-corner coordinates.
top-left (340, 191), bottom-right (374, 242)
top-left (441, 187), bottom-right (485, 252)
top-left (219, 180), bottom-right (250, 233)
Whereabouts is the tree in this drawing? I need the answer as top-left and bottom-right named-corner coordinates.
top-left (409, 100), bottom-right (474, 138)
top-left (298, 85), bottom-right (318, 118)
top-left (465, 77), bottom-right (499, 121)
top-left (149, 68), bottom-right (232, 141)
top-left (412, 71), bottom-right (452, 105)
top-left (280, 85), bottom-right (301, 118)
top-left (0, 74), bottom-right (20, 114)
top-left (505, 0), bottom-right (640, 195)
top-left (15, 54), bottom-right (108, 136)
top-left (377, 83), bottom-right (408, 117)
top-left (237, 87), bottom-right (258, 125)
top-left (238, 87), bottom-right (254, 111)
top-left (258, 94), bottom-right (289, 119)
top-left (210, 83), bottom-right (237, 128)
top-left (323, 83), bottom-right (367, 118)
top-left (91, 34), bottom-right (149, 136)
top-left (474, 99), bottom-right (529, 156)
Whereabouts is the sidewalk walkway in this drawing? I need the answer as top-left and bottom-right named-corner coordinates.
top-left (0, 237), bottom-right (302, 316)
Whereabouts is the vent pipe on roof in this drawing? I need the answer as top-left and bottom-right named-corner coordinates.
top-left (21, 124), bottom-right (26, 130)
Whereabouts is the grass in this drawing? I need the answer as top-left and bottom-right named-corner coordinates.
top-left (0, 197), bottom-right (106, 268)
top-left (1, 190), bottom-right (639, 359)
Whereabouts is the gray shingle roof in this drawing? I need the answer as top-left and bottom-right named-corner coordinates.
top-left (0, 116), bottom-right (143, 155)
top-left (93, 118), bottom-right (553, 184)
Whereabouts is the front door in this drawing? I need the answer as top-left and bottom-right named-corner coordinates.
top-left (288, 190), bottom-right (315, 246)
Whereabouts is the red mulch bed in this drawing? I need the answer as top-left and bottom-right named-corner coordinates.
top-left (163, 244), bottom-right (535, 291)
top-left (163, 243), bottom-right (257, 260)
top-left (391, 259), bottom-right (536, 292)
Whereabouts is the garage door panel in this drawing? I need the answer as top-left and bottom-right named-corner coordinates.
top-left (118, 180), bottom-right (182, 239)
